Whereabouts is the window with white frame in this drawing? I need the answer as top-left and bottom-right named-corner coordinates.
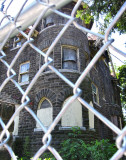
top-left (13, 105), bottom-right (20, 136)
top-left (13, 37), bottom-right (22, 48)
top-left (61, 97), bottom-right (83, 127)
top-left (36, 97), bottom-right (53, 128)
top-left (40, 49), bottom-right (53, 71)
top-left (91, 83), bottom-right (99, 104)
top-left (19, 62), bottom-right (30, 83)
top-left (62, 46), bottom-right (79, 70)
top-left (88, 101), bottom-right (94, 129)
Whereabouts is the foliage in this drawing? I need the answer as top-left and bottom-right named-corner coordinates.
top-left (12, 137), bottom-right (23, 158)
top-left (43, 127), bottom-right (117, 160)
top-left (76, 0), bottom-right (126, 34)
top-left (22, 136), bottom-right (31, 160)
top-left (87, 139), bottom-right (117, 160)
top-left (16, 128), bottom-right (117, 160)
top-left (76, 3), bottom-right (93, 25)
top-left (117, 64), bottom-right (126, 108)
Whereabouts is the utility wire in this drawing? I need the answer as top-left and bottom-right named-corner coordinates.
top-left (110, 52), bottom-right (125, 64)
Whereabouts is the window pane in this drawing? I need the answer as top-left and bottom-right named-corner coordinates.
top-left (63, 48), bottom-right (77, 61)
top-left (17, 41), bottom-right (21, 47)
top-left (63, 61), bottom-right (77, 70)
top-left (21, 74), bottom-right (29, 82)
top-left (37, 107), bottom-right (52, 127)
top-left (62, 97), bottom-right (82, 127)
top-left (46, 15), bottom-right (54, 27)
top-left (40, 99), bottom-right (51, 109)
top-left (93, 93), bottom-right (97, 102)
top-left (20, 63), bottom-right (30, 73)
top-left (92, 84), bottom-right (96, 93)
top-left (37, 98), bottom-right (53, 127)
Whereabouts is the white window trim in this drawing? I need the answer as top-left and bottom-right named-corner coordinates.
top-left (36, 97), bottom-right (53, 128)
top-left (89, 101), bottom-right (95, 130)
top-left (61, 45), bottom-right (80, 72)
top-left (13, 104), bottom-right (20, 136)
top-left (13, 37), bottom-right (22, 48)
top-left (18, 61), bottom-right (30, 85)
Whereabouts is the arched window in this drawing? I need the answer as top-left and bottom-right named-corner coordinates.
top-left (36, 97), bottom-right (53, 128)
top-left (61, 97), bottom-right (83, 127)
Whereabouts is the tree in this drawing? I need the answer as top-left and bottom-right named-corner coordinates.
top-left (76, 0), bottom-right (126, 34)
top-left (118, 64), bottom-right (126, 108)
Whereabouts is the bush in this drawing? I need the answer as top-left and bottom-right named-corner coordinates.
top-left (16, 127), bottom-right (117, 160)
top-left (22, 136), bottom-right (31, 160)
top-left (58, 127), bottom-right (116, 160)
top-left (87, 139), bottom-right (117, 160)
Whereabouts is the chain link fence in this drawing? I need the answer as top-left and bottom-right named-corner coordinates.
top-left (0, 0), bottom-right (126, 159)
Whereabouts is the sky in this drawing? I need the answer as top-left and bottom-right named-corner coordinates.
top-left (0, 0), bottom-right (126, 67)
top-left (91, 21), bottom-right (126, 67)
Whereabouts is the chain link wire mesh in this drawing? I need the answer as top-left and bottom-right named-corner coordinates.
top-left (0, 0), bottom-right (126, 159)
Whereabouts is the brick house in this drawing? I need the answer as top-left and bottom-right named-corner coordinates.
top-left (0, 1), bottom-right (123, 156)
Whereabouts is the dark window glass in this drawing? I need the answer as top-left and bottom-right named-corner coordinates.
top-left (91, 83), bottom-right (99, 103)
top-left (40, 99), bottom-right (51, 109)
top-left (46, 15), bottom-right (54, 27)
top-left (62, 47), bottom-right (77, 70)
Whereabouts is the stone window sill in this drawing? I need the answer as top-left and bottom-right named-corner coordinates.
top-left (10, 46), bottom-right (21, 51)
top-left (40, 69), bottom-right (81, 76)
top-left (93, 101), bottom-right (102, 107)
top-left (59, 126), bottom-right (86, 131)
top-left (89, 128), bottom-right (95, 131)
top-left (34, 127), bottom-right (49, 132)
top-left (19, 81), bottom-right (29, 86)
top-left (59, 69), bottom-right (81, 74)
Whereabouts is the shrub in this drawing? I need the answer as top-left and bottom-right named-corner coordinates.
top-left (59, 127), bottom-right (117, 160)
top-left (16, 127), bottom-right (117, 160)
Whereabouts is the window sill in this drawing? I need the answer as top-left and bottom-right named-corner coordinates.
top-left (93, 101), bottom-right (102, 107)
top-left (34, 127), bottom-right (49, 132)
top-left (40, 69), bottom-right (81, 76)
top-left (19, 81), bottom-right (29, 86)
top-left (89, 128), bottom-right (95, 131)
top-left (10, 46), bottom-right (21, 51)
top-left (59, 69), bottom-right (81, 74)
top-left (59, 126), bottom-right (86, 131)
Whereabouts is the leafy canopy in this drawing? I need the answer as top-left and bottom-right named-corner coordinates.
top-left (76, 0), bottom-right (126, 34)
top-left (118, 64), bottom-right (126, 108)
